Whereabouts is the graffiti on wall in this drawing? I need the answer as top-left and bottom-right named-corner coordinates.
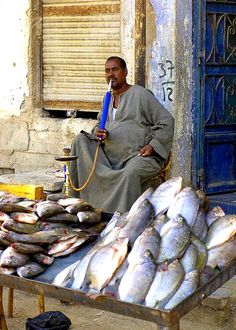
top-left (158, 60), bottom-right (175, 102)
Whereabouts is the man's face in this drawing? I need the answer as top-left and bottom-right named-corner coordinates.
top-left (105, 59), bottom-right (127, 90)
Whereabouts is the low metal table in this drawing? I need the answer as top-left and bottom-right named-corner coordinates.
top-left (0, 241), bottom-right (236, 330)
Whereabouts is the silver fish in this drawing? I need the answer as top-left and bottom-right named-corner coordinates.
top-left (102, 258), bottom-right (129, 298)
top-left (0, 246), bottom-right (30, 268)
top-left (205, 206), bottom-right (226, 227)
top-left (127, 187), bottom-right (154, 219)
top-left (53, 260), bottom-right (79, 287)
top-left (115, 212), bottom-right (129, 228)
top-left (151, 214), bottom-right (169, 233)
top-left (118, 250), bottom-right (156, 304)
top-left (180, 243), bottom-right (198, 273)
top-left (157, 215), bottom-right (191, 263)
top-left (70, 245), bottom-right (104, 290)
top-left (206, 239), bottom-right (236, 269)
top-left (118, 199), bottom-right (154, 245)
top-left (164, 270), bottom-right (199, 309)
top-left (150, 176), bottom-right (183, 216)
top-left (127, 226), bottom-right (160, 265)
top-left (99, 211), bottom-right (122, 238)
top-left (145, 260), bottom-right (185, 309)
top-left (17, 261), bottom-right (45, 278)
top-left (167, 187), bottom-right (200, 228)
top-left (191, 235), bottom-right (208, 273)
top-left (191, 207), bottom-right (208, 241)
top-left (205, 215), bottom-right (236, 250)
top-left (85, 237), bottom-right (128, 291)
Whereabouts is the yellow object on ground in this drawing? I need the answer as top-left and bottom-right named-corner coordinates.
top-left (0, 184), bottom-right (44, 200)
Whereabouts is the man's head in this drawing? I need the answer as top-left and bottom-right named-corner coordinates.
top-left (105, 56), bottom-right (128, 90)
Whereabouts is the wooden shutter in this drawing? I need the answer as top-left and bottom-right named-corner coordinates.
top-left (42, 0), bottom-right (121, 111)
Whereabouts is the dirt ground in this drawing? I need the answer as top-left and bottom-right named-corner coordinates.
top-left (2, 276), bottom-right (236, 330)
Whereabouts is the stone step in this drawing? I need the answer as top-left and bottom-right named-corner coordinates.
top-left (0, 169), bottom-right (64, 193)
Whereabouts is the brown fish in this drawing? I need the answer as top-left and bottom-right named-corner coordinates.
top-left (77, 210), bottom-right (101, 225)
top-left (9, 212), bottom-right (39, 224)
top-left (0, 230), bottom-right (11, 246)
top-left (0, 211), bottom-right (12, 222)
top-left (17, 261), bottom-right (45, 278)
top-left (0, 246), bottom-right (30, 268)
top-left (2, 219), bottom-right (41, 234)
top-left (32, 253), bottom-right (54, 265)
top-left (43, 213), bottom-right (78, 223)
top-left (36, 201), bottom-right (65, 218)
top-left (11, 242), bottom-right (46, 254)
top-left (0, 202), bottom-right (31, 213)
top-left (5, 228), bottom-right (71, 245)
top-left (66, 201), bottom-right (94, 214)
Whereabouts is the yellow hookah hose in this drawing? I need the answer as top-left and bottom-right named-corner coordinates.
top-left (68, 140), bottom-right (101, 192)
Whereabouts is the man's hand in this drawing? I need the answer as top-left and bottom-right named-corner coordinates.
top-left (138, 144), bottom-right (154, 157)
top-left (96, 128), bottom-right (109, 141)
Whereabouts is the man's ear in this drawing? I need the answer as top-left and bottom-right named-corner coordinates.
top-left (125, 68), bottom-right (128, 77)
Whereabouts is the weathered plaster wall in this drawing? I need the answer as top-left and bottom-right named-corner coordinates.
top-left (147, 0), bottom-right (193, 184)
top-left (0, 0), bottom-right (29, 118)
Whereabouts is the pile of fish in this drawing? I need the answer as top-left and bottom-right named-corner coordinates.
top-left (0, 192), bottom-right (107, 279)
top-left (53, 176), bottom-right (236, 310)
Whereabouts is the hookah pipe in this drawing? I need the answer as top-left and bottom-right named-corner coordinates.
top-left (68, 80), bottom-right (113, 193)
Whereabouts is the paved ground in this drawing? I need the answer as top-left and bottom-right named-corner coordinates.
top-left (2, 275), bottom-right (236, 330)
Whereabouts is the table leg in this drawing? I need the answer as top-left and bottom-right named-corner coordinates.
top-left (38, 294), bottom-right (45, 314)
top-left (0, 286), bottom-right (8, 330)
top-left (7, 288), bottom-right (13, 318)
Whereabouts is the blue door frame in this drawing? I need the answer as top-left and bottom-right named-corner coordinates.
top-left (192, 0), bottom-right (236, 195)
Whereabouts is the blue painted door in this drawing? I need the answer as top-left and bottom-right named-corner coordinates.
top-left (195, 0), bottom-right (236, 194)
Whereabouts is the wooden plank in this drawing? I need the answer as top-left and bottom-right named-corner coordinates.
top-left (0, 184), bottom-right (44, 200)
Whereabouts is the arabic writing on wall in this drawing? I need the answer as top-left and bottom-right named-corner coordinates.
top-left (158, 60), bottom-right (175, 102)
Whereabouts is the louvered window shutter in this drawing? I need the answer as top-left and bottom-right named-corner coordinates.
top-left (42, 0), bottom-right (121, 112)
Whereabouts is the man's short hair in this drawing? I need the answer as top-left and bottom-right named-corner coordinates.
top-left (106, 56), bottom-right (127, 69)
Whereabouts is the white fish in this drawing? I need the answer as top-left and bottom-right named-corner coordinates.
top-left (205, 215), bottom-right (236, 250)
top-left (85, 237), bottom-right (129, 291)
top-left (127, 187), bottom-right (154, 219)
top-left (145, 260), bottom-right (185, 309)
top-left (118, 250), bottom-right (156, 304)
top-left (150, 177), bottom-right (183, 216)
top-left (127, 226), bottom-right (160, 265)
top-left (53, 260), bottom-right (80, 287)
top-left (167, 187), bottom-right (200, 228)
top-left (164, 270), bottom-right (199, 310)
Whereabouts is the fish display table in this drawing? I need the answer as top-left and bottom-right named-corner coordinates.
top-left (0, 241), bottom-right (236, 330)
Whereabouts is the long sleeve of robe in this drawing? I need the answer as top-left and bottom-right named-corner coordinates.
top-left (69, 85), bottom-right (174, 213)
